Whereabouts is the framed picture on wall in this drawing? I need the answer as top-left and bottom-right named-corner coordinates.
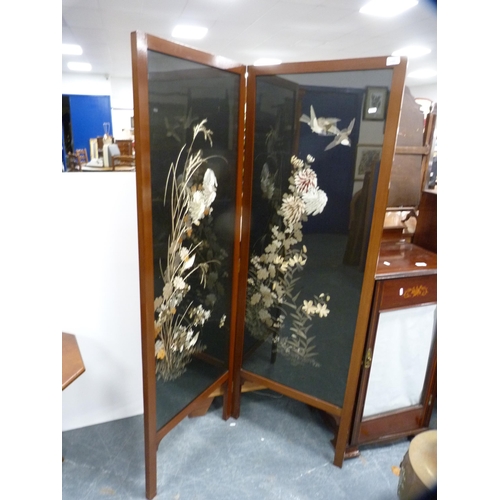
top-left (363, 87), bottom-right (388, 120)
top-left (355, 145), bottom-right (382, 180)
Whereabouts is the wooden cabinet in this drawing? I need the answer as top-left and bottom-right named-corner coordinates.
top-left (347, 241), bottom-right (437, 454)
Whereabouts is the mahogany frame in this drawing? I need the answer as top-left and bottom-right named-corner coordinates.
top-left (232, 57), bottom-right (408, 467)
top-left (132, 31), bottom-right (408, 497)
top-left (131, 31), bottom-right (246, 499)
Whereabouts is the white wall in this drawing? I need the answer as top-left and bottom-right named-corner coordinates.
top-left (61, 172), bottom-right (143, 431)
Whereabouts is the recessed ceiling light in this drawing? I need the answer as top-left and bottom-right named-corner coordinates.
top-left (62, 43), bottom-right (83, 55)
top-left (360, 0), bottom-right (418, 17)
top-left (172, 25), bottom-right (208, 40)
top-left (67, 62), bottom-right (92, 72)
top-left (253, 58), bottom-right (282, 66)
top-left (392, 46), bottom-right (431, 58)
top-left (408, 68), bottom-right (437, 79)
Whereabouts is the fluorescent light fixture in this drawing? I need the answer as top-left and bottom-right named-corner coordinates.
top-left (253, 58), bottom-right (282, 66)
top-left (360, 0), bottom-right (418, 17)
top-left (408, 68), bottom-right (437, 79)
top-left (67, 62), bottom-right (92, 72)
top-left (62, 43), bottom-right (83, 55)
top-left (172, 25), bottom-right (208, 40)
top-left (392, 46), bottom-right (431, 58)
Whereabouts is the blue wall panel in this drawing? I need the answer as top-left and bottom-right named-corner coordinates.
top-left (68, 95), bottom-right (113, 154)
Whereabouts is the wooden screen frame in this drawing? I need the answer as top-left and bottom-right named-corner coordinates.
top-left (232, 56), bottom-right (408, 467)
top-left (131, 31), bottom-right (246, 499)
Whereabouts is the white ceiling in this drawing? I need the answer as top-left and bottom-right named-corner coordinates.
top-left (62, 0), bottom-right (437, 86)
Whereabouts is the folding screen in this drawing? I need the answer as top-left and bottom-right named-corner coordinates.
top-left (132, 31), bottom-right (407, 498)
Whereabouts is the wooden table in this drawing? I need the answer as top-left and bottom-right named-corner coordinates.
top-left (62, 333), bottom-right (86, 390)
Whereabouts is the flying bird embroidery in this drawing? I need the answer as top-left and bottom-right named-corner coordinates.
top-left (177, 108), bottom-right (198, 130)
top-left (164, 117), bottom-right (181, 142)
top-left (300, 105), bottom-right (340, 136)
top-left (324, 118), bottom-right (356, 150)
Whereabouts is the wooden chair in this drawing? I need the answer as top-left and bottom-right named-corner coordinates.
top-left (75, 148), bottom-right (88, 165)
top-left (115, 139), bottom-right (133, 156)
top-left (107, 143), bottom-right (135, 171)
top-left (66, 153), bottom-right (82, 171)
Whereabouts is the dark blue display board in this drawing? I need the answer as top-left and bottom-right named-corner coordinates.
top-left (66, 95), bottom-right (113, 153)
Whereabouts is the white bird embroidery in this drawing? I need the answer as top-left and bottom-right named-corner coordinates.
top-left (300, 105), bottom-right (340, 136)
top-left (164, 117), bottom-right (181, 142)
top-left (324, 118), bottom-right (356, 150)
top-left (177, 108), bottom-right (198, 130)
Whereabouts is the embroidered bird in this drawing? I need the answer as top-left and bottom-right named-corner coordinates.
top-left (177, 108), bottom-right (198, 130)
top-left (164, 117), bottom-right (181, 142)
top-left (300, 105), bottom-right (340, 136)
top-left (324, 118), bottom-right (356, 150)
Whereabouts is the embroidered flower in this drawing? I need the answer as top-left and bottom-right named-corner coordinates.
top-left (155, 340), bottom-right (166, 359)
top-left (259, 285), bottom-right (274, 308)
top-left (302, 300), bottom-right (316, 315)
top-left (258, 309), bottom-right (272, 326)
top-left (302, 187), bottom-right (328, 216)
top-left (154, 296), bottom-right (164, 311)
top-left (257, 267), bottom-right (269, 280)
top-left (203, 168), bottom-right (217, 207)
top-left (189, 190), bottom-right (206, 222)
top-left (251, 292), bottom-right (261, 305)
top-left (173, 276), bottom-right (186, 290)
top-left (291, 155), bottom-right (304, 169)
top-left (294, 167), bottom-right (317, 195)
top-left (280, 193), bottom-right (305, 225)
top-left (316, 303), bottom-right (330, 318)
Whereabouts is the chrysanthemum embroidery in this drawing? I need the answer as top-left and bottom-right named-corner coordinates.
top-left (294, 168), bottom-right (317, 194)
top-left (280, 194), bottom-right (305, 225)
top-left (246, 154), bottom-right (331, 367)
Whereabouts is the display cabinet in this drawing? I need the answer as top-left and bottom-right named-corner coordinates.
top-left (347, 240), bottom-right (437, 454)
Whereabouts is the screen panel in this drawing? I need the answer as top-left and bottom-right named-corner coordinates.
top-left (134, 43), bottom-right (243, 435)
top-left (147, 50), bottom-right (241, 428)
top-left (241, 67), bottom-right (395, 409)
top-left (132, 32), bottom-right (246, 498)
